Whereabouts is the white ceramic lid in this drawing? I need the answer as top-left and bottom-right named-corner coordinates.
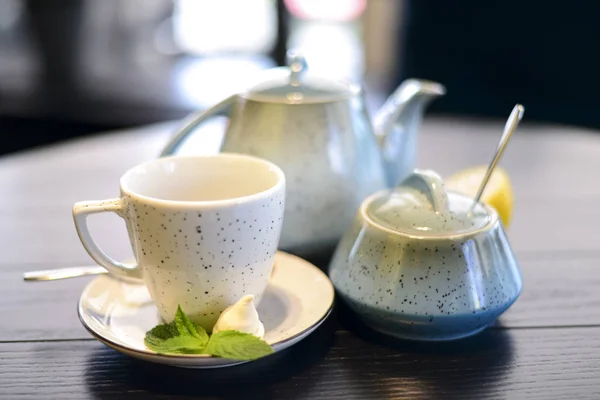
top-left (242, 51), bottom-right (354, 104)
top-left (365, 170), bottom-right (491, 236)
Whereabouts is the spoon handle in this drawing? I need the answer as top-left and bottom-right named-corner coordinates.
top-left (473, 104), bottom-right (525, 204)
top-left (23, 266), bottom-right (108, 281)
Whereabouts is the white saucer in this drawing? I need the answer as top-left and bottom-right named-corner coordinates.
top-left (78, 251), bottom-right (334, 369)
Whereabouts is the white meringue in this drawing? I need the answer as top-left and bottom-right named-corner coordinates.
top-left (212, 295), bottom-right (265, 338)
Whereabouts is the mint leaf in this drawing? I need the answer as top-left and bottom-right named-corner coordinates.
top-left (145, 334), bottom-right (206, 354)
top-left (174, 305), bottom-right (209, 344)
top-left (146, 320), bottom-right (180, 341)
top-left (144, 306), bottom-right (209, 354)
top-left (144, 305), bottom-right (272, 360)
top-left (203, 330), bottom-right (274, 361)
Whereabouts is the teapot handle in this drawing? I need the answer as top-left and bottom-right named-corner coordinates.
top-left (160, 94), bottom-right (236, 157)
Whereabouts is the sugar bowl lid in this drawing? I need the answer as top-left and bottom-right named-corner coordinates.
top-left (243, 50), bottom-right (355, 104)
top-left (365, 170), bottom-right (491, 236)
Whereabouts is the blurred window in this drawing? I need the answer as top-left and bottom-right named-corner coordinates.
top-left (284, 0), bottom-right (366, 81)
top-left (172, 0), bottom-right (277, 55)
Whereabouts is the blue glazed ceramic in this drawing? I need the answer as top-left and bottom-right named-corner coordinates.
top-left (328, 169), bottom-right (522, 341)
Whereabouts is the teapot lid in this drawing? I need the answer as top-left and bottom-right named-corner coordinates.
top-left (365, 170), bottom-right (491, 236)
top-left (243, 51), bottom-right (355, 104)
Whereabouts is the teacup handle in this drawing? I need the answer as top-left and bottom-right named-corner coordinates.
top-left (160, 94), bottom-right (236, 157)
top-left (72, 198), bottom-right (142, 280)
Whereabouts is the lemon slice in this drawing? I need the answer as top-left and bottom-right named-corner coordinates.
top-left (444, 165), bottom-right (514, 228)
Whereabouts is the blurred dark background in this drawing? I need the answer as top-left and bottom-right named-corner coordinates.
top-left (0, 0), bottom-right (597, 156)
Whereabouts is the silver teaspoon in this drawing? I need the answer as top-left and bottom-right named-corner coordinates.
top-left (23, 262), bottom-right (277, 282)
top-left (23, 265), bottom-right (142, 283)
top-left (471, 104), bottom-right (524, 208)
top-left (23, 266), bottom-right (108, 281)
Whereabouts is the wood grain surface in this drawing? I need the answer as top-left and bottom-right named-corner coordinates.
top-left (2, 327), bottom-right (600, 399)
top-left (1, 117), bottom-right (600, 399)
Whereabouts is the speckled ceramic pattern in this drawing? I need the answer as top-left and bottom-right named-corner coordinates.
top-left (329, 191), bottom-right (522, 341)
top-left (78, 251), bottom-right (335, 369)
top-left (161, 76), bottom-right (444, 261)
top-left (73, 154), bottom-right (285, 330)
top-left (123, 191), bottom-right (284, 329)
top-left (222, 99), bottom-right (386, 258)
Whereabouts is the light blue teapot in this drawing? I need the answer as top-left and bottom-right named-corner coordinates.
top-left (160, 52), bottom-right (445, 261)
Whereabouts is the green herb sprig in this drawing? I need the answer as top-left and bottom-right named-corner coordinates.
top-left (144, 305), bottom-right (274, 361)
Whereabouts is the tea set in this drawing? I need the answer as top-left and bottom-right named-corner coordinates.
top-left (25, 52), bottom-right (523, 368)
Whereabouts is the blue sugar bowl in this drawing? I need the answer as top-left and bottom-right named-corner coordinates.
top-left (329, 169), bottom-right (522, 341)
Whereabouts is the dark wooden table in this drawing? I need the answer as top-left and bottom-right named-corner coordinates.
top-left (2, 117), bottom-right (600, 399)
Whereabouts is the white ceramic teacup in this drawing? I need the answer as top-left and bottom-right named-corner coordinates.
top-left (72, 154), bottom-right (286, 329)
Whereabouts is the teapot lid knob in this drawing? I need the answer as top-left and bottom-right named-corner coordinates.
top-left (286, 50), bottom-right (308, 86)
top-left (244, 49), bottom-right (351, 103)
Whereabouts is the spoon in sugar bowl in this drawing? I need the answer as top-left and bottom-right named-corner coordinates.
top-left (470, 104), bottom-right (524, 210)
top-left (328, 167), bottom-right (524, 341)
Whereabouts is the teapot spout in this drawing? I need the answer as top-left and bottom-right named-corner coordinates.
top-left (373, 79), bottom-right (445, 187)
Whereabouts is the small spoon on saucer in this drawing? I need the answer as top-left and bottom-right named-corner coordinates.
top-left (470, 104), bottom-right (525, 210)
top-left (24, 266), bottom-right (108, 281)
top-left (23, 265), bottom-right (142, 283)
top-left (24, 262), bottom-right (278, 282)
